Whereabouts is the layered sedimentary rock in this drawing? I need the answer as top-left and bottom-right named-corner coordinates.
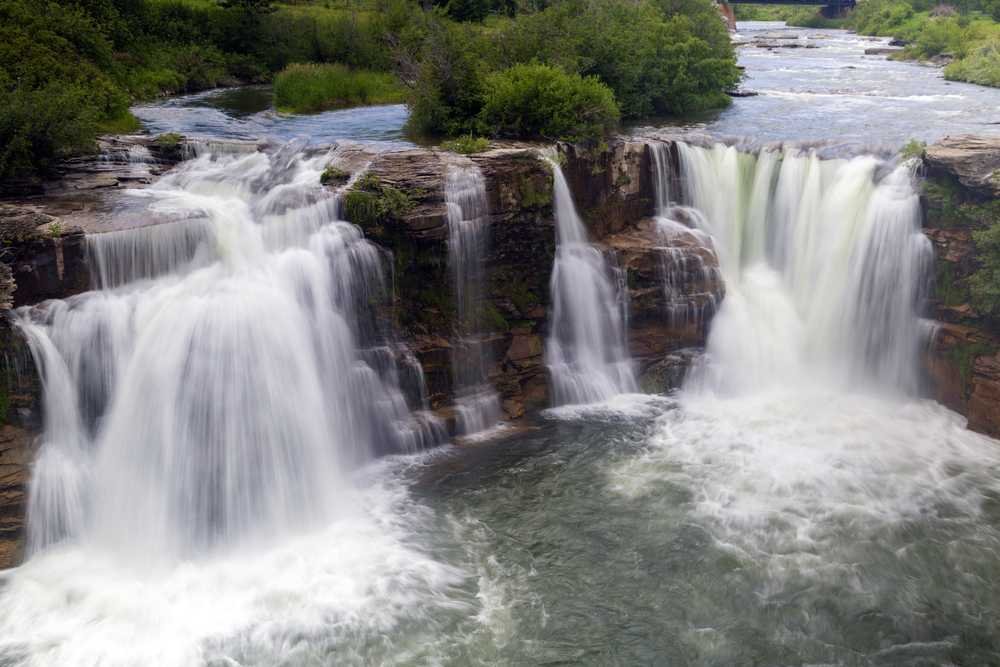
top-left (922, 135), bottom-right (1000, 437)
top-left (333, 139), bottom-right (721, 419)
top-left (0, 135), bottom-right (721, 567)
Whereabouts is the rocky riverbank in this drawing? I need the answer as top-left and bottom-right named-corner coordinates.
top-left (921, 135), bottom-right (1000, 437)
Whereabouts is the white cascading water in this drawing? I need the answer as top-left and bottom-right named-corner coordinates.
top-left (544, 156), bottom-right (636, 405)
top-left (612, 142), bottom-right (1000, 655)
top-left (0, 144), bottom-right (464, 666)
top-left (649, 143), bottom-right (722, 332)
top-left (445, 162), bottom-right (502, 434)
top-left (672, 141), bottom-right (934, 394)
top-left (15, 143), bottom-right (445, 561)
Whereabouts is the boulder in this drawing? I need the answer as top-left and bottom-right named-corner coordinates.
top-left (925, 135), bottom-right (1000, 199)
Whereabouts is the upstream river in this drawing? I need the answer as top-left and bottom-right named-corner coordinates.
top-left (131, 21), bottom-right (1000, 150)
top-left (2, 21), bottom-right (1000, 667)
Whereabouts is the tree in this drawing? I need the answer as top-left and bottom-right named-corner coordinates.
top-left (218, 0), bottom-right (276, 53)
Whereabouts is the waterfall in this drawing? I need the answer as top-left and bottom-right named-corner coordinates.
top-left (445, 163), bottom-right (502, 434)
top-left (673, 141), bottom-right (933, 395)
top-left (17, 144), bottom-right (443, 561)
top-left (544, 156), bottom-right (636, 405)
top-left (649, 142), bottom-right (723, 332)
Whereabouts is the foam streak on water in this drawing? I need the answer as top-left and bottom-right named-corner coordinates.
top-left (544, 157), bottom-right (636, 405)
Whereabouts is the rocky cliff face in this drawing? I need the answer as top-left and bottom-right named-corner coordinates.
top-left (922, 135), bottom-right (1000, 437)
top-left (0, 135), bottom-right (722, 568)
top-left (333, 139), bottom-right (722, 422)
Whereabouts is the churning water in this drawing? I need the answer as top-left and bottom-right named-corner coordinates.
top-left (3, 79), bottom-right (1000, 662)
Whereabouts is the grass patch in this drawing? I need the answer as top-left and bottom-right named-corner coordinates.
top-left (273, 63), bottom-right (405, 113)
top-left (320, 165), bottom-right (351, 186)
top-left (900, 138), bottom-right (926, 159)
top-left (441, 135), bottom-right (491, 154)
top-left (342, 173), bottom-right (414, 233)
top-left (97, 112), bottom-right (143, 135)
top-left (946, 37), bottom-right (1000, 86)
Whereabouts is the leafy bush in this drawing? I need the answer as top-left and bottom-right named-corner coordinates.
top-left (495, 0), bottom-right (738, 118)
top-left (970, 221), bottom-right (1000, 319)
top-left (908, 16), bottom-right (965, 56)
top-left (343, 174), bottom-right (414, 230)
top-left (848, 0), bottom-right (916, 34)
top-left (441, 135), bottom-right (491, 153)
top-left (0, 0), bottom-right (129, 182)
top-left (274, 63), bottom-right (405, 113)
top-left (405, 18), bottom-right (491, 136)
top-left (480, 64), bottom-right (620, 142)
top-left (945, 37), bottom-right (1000, 85)
top-left (899, 138), bottom-right (926, 159)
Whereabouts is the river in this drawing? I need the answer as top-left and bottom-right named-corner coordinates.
top-left (2, 22), bottom-right (1000, 667)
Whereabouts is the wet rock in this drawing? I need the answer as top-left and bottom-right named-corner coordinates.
top-left (865, 47), bottom-right (902, 56)
top-left (556, 139), bottom-right (654, 239)
top-left (605, 218), bottom-right (723, 367)
top-left (925, 135), bottom-right (1000, 199)
top-left (0, 204), bottom-right (89, 307)
top-left (639, 348), bottom-right (703, 393)
top-left (0, 317), bottom-right (43, 570)
top-left (922, 135), bottom-right (1000, 437)
top-left (925, 322), bottom-right (1000, 437)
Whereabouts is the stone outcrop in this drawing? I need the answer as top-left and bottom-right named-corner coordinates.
top-left (0, 204), bottom-right (89, 307)
top-left (925, 135), bottom-right (1000, 199)
top-left (922, 136), bottom-right (1000, 437)
top-left (331, 138), bottom-right (721, 421)
top-left (0, 317), bottom-right (41, 570)
top-left (0, 134), bottom-right (722, 567)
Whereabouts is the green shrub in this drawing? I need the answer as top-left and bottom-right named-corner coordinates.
top-left (848, 0), bottom-right (917, 34)
top-left (480, 64), bottom-right (620, 142)
top-left (908, 16), bottom-right (965, 56)
top-left (441, 135), bottom-right (491, 153)
top-left (273, 63), bottom-right (406, 113)
top-left (945, 37), bottom-right (1000, 85)
top-left (900, 138), bottom-right (926, 159)
top-left (342, 174), bottom-right (414, 230)
top-left (320, 165), bottom-right (350, 185)
top-left (496, 0), bottom-right (738, 118)
top-left (970, 220), bottom-right (1000, 319)
top-left (405, 18), bottom-right (491, 136)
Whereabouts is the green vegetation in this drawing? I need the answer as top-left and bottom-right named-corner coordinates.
top-left (342, 174), bottom-right (414, 232)
top-left (845, 0), bottom-right (1000, 87)
top-left (440, 135), bottom-right (491, 154)
top-left (971, 220), bottom-right (1000, 319)
top-left (732, 4), bottom-right (847, 28)
top-left (320, 165), bottom-right (351, 186)
top-left (481, 64), bottom-right (619, 142)
top-left (737, 0), bottom-right (1000, 89)
top-left (900, 138), bottom-right (926, 159)
top-left (945, 37), bottom-right (1000, 85)
top-left (274, 64), bottom-right (405, 112)
top-left (4, 0), bottom-right (738, 185)
top-left (403, 0), bottom-right (739, 141)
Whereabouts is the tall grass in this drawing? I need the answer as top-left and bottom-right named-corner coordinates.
top-left (273, 63), bottom-right (406, 113)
